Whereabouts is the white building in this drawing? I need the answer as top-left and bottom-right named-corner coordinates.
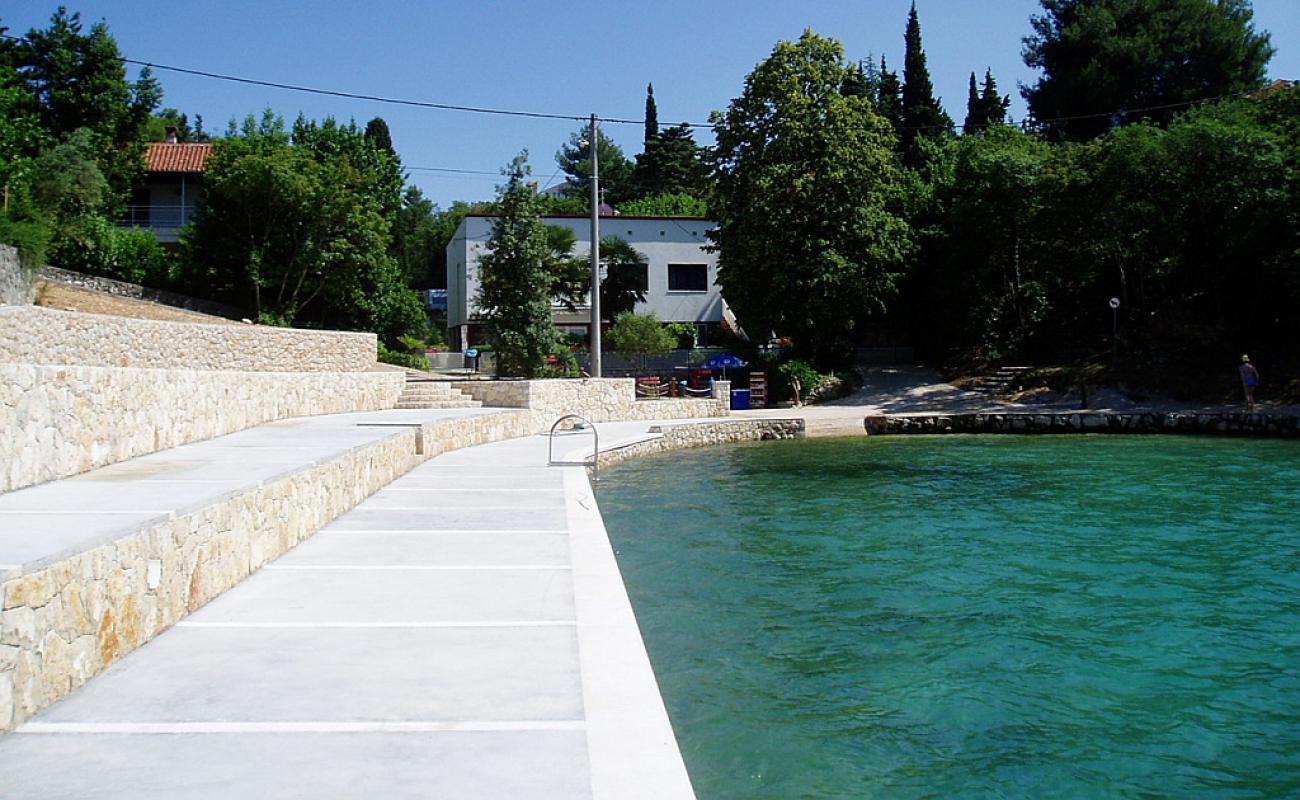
top-left (446, 214), bottom-right (724, 351)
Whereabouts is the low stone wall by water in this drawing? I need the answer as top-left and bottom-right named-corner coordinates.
top-left (597, 419), bottom-right (804, 469)
top-left (452, 377), bottom-right (730, 422)
top-left (1, 364), bottom-right (404, 492)
top-left (0, 306), bottom-right (377, 372)
top-left (864, 412), bottom-right (1300, 437)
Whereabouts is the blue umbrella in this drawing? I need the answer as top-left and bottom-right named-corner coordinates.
top-left (701, 353), bottom-right (748, 379)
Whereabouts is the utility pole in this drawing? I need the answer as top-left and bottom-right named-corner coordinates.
top-left (589, 113), bottom-right (602, 377)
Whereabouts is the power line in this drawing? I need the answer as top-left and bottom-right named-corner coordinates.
top-left (0, 32), bottom-right (1265, 136)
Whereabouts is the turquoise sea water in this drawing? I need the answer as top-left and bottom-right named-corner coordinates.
top-left (597, 436), bottom-right (1300, 799)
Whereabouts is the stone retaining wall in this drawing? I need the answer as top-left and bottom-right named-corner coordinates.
top-left (1, 364), bottom-right (404, 492)
top-left (452, 377), bottom-right (729, 422)
top-left (0, 245), bottom-right (35, 307)
top-left (864, 411), bottom-right (1300, 437)
top-left (0, 306), bottom-right (377, 372)
top-left (596, 419), bottom-right (805, 469)
top-left (0, 429), bottom-right (420, 732)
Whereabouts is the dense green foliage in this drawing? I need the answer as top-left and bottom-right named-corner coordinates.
top-left (911, 87), bottom-right (1300, 385)
top-left (710, 31), bottom-right (912, 369)
top-left (183, 113), bottom-right (424, 341)
top-left (475, 154), bottom-right (559, 377)
top-left (1022, 0), bottom-right (1274, 141)
top-left (3, 8), bottom-right (160, 203)
top-left (607, 311), bottom-right (676, 370)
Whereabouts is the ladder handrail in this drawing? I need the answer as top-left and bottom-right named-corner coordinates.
top-left (547, 414), bottom-right (600, 481)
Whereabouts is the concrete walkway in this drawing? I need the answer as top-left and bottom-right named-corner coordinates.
top-left (0, 413), bottom-right (694, 798)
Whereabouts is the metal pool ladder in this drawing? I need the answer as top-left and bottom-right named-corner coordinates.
top-left (548, 414), bottom-right (599, 481)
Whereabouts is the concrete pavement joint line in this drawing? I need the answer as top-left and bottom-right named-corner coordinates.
top-left (17, 721), bottom-right (588, 734)
top-left (382, 487), bottom-right (560, 493)
top-left (363, 506), bottom-right (560, 511)
top-left (0, 509), bottom-right (174, 515)
top-left (263, 564), bottom-right (573, 571)
top-left (321, 529), bottom-right (568, 535)
top-left (176, 621), bottom-right (577, 629)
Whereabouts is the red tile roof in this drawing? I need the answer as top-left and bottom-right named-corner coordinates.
top-left (146, 142), bottom-right (213, 173)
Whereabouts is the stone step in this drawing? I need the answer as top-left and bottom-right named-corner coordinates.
top-left (394, 399), bottom-right (482, 410)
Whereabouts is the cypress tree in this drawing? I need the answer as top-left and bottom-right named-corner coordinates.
top-left (644, 83), bottom-right (659, 145)
top-left (964, 72), bottom-right (980, 133)
top-left (900, 2), bottom-right (953, 165)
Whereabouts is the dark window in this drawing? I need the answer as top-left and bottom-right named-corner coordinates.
top-left (668, 263), bottom-right (708, 292)
top-left (609, 262), bottom-right (648, 292)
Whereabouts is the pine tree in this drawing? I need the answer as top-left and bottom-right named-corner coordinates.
top-left (476, 153), bottom-right (558, 377)
top-left (900, 2), bottom-right (953, 165)
top-left (877, 55), bottom-right (903, 132)
top-left (644, 83), bottom-right (658, 145)
top-left (964, 69), bottom-right (1011, 132)
top-left (978, 69), bottom-right (1010, 128)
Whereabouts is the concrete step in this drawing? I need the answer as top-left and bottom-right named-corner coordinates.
top-left (394, 400), bottom-right (482, 410)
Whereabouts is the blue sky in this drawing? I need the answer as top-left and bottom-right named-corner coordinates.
top-left (6, 1), bottom-right (1298, 208)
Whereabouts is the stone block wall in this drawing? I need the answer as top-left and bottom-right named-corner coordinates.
top-left (1, 364), bottom-right (404, 492)
top-left (863, 411), bottom-right (1300, 437)
top-left (0, 306), bottom-right (377, 372)
top-left (0, 429), bottom-right (420, 732)
top-left (451, 378), bottom-right (729, 423)
top-left (0, 245), bottom-right (35, 307)
top-left (596, 419), bottom-right (804, 469)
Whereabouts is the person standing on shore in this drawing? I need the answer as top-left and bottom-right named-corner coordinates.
top-left (1239, 355), bottom-right (1260, 411)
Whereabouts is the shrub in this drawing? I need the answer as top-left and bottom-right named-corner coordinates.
top-left (378, 341), bottom-right (431, 370)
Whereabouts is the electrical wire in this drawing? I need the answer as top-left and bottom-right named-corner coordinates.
top-left (0, 31), bottom-right (1271, 135)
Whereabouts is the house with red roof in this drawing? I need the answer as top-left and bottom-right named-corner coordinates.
top-left (120, 134), bottom-right (213, 244)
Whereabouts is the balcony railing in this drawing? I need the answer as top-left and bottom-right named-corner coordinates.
top-left (118, 204), bottom-right (197, 230)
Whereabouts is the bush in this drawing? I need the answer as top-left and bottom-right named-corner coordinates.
top-left (0, 212), bottom-right (50, 272)
top-left (778, 359), bottom-right (820, 404)
top-left (377, 341), bottom-right (430, 370)
top-left (607, 311), bottom-right (676, 372)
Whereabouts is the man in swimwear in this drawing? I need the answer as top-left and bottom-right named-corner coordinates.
top-left (1239, 354), bottom-right (1260, 411)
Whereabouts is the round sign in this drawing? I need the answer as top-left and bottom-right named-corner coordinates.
top-left (1108, 297), bottom-right (1121, 309)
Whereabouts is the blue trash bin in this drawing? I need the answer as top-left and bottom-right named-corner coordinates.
top-left (730, 389), bottom-right (751, 410)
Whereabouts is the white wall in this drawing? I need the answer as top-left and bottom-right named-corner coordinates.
top-left (447, 214), bottom-right (722, 335)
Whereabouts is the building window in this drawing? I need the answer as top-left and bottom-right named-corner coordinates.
top-left (608, 262), bottom-right (648, 292)
top-left (668, 263), bottom-right (708, 292)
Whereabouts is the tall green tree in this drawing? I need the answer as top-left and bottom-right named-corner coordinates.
top-left (476, 153), bottom-right (558, 377)
top-left (8, 8), bottom-right (161, 202)
top-left (1022, 0), bottom-right (1274, 141)
top-left (900, 2), bottom-right (954, 166)
top-left (555, 123), bottom-right (635, 205)
top-left (644, 83), bottom-right (659, 144)
top-left (364, 117), bottom-right (395, 155)
top-left (632, 123), bottom-right (710, 199)
top-left (964, 69), bottom-right (1011, 132)
top-left (710, 30), bottom-right (912, 369)
top-left (393, 186), bottom-right (439, 288)
top-left (877, 55), bottom-right (904, 133)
